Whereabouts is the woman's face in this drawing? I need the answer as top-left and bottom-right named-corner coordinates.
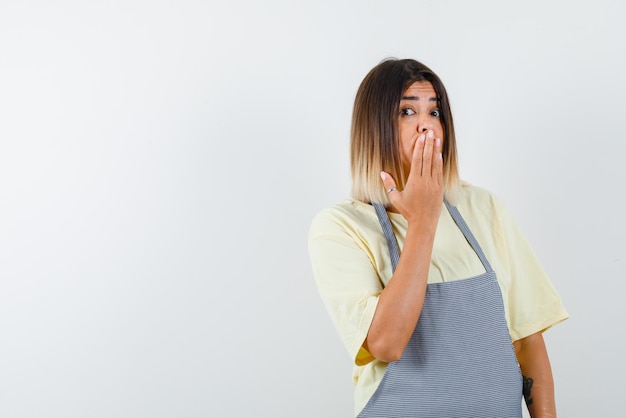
top-left (397, 81), bottom-right (444, 176)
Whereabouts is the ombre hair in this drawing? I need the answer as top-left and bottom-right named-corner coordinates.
top-left (350, 58), bottom-right (461, 206)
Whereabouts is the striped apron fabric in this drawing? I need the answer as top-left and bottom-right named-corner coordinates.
top-left (357, 201), bottom-right (522, 417)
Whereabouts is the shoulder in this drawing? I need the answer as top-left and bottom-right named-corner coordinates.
top-left (457, 182), bottom-right (498, 206)
top-left (308, 198), bottom-right (390, 259)
top-left (309, 198), bottom-right (379, 238)
top-left (453, 183), bottom-right (516, 237)
top-left (456, 182), bottom-right (509, 218)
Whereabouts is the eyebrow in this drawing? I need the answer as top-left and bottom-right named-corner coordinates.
top-left (401, 96), bottom-right (439, 102)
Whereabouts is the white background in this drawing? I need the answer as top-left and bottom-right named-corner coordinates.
top-left (1, 1), bottom-right (624, 417)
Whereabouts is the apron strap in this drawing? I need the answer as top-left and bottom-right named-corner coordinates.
top-left (373, 203), bottom-right (400, 272)
top-left (443, 200), bottom-right (494, 273)
top-left (372, 200), bottom-right (494, 274)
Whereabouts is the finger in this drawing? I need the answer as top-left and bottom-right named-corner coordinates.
top-left (433, 137), bottom-right (444, 184)
top-left (380, 171), bottom-right (399, 200)
top-left (422, 130), bottom-right (435, 177)
top-left (410, 133), bottom-right (426, 177)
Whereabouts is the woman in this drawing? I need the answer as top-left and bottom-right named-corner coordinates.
top-left (308, 58), bottom-right (568, 417)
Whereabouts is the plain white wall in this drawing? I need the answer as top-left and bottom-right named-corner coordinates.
top-left (1, 1), bottom-right (624, 417)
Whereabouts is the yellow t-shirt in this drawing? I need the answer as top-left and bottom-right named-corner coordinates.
top-left (308, 185), bottom-right (569, 416)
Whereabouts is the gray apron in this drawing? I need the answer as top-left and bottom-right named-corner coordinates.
top-left (357, 201), bottom-right (522, 417)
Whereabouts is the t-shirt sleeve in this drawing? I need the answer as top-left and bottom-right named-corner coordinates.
top-left (491, 196), bottom-right (569, 341)
top-left (308, 209), bottom-right (382, 366)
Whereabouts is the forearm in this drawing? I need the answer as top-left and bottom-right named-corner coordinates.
top-left (513, 332), bottom-right (556, 418)
top-left (364, 219), bottom-right (436, 362)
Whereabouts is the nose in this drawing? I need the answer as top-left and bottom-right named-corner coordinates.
top-left (416, 115), bottom-right (433, 133)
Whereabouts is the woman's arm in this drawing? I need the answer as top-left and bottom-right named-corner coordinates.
top-left (365, 132), bottom-right (443, 363)
top-left (513, 332), bottom-right (556, 418)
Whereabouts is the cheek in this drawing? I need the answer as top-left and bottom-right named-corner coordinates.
top-left (398, 129), bottom-right (414, 171)
top-left (398, 129), bottom-right (412, 156)
top-left (435, 120), bottom-right (444, 138)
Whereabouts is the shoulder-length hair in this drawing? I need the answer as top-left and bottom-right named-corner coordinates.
top-left (350, 58), bottom-right (461, 206)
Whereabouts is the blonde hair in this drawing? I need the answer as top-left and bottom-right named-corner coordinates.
top-left (350, 58), bottom-right (461, 206)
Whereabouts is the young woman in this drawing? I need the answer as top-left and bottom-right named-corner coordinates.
top-left (308, 58), bottom-right (568, 417)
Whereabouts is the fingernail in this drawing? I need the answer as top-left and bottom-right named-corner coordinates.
top-left (380, 172), bottom-right (387, 180)
top-left (419, 134), bottom-right (425, 142)
top-left (435, 138), bottom-right (440, 147)
top-left (428, 130), bottom-right (434, 139)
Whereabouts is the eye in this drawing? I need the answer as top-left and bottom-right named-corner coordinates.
top-left (431, 109), bottom-right (441, 117)
top-left (400, 108), bottom-right (415, 116)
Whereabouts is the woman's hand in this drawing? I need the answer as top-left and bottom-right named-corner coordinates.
top-left (380, 130), bottom-right (444, 223)
top-left (365, 130), bottom-right (444, 362)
